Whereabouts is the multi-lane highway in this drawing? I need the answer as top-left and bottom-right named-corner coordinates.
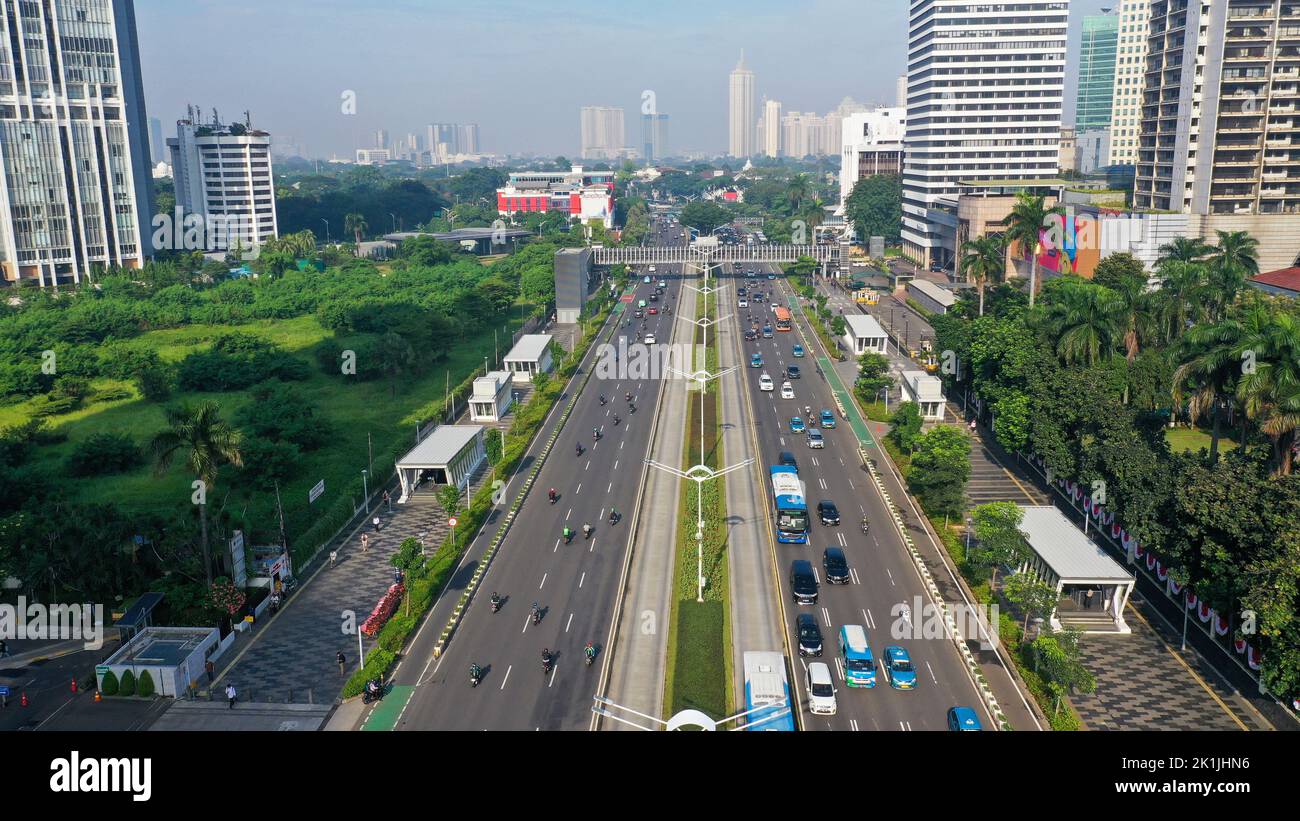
top-left (733, 262), bottom-right (994, 731)
top-left (388, 219), bottom-right (685, 729)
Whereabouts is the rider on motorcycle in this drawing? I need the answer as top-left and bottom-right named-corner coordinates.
top-left (491, 591), bottom-right (501, 607)
top-left (609, 507), bottom-right (619, 523)
top-left (599, 394), bottom-right (607, 405)
top-left (613, 413), bottom-right (621, 425)
top-left (366, 678), bottom-right (382, 697)
top-left (563, 526), bottom-right (573, 541)
top-left (470, 663), bottom-right (483, 680)
top-left (548, 487), bottom-right (557, 502)
top-left (582, 523), bottom-right (593, 538)
top-left (584, 641), bottom-right (596, 660)
top-left (542, 648), bottom-right (553, 667)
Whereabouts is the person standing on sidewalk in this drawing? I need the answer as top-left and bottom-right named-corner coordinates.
top-left (225, 683), bottom-right (237, 709)
top-left (361, 533), bottom-right (369, 553)
top-left (383, 490), bottom-right (391, 513)
top-left (337, 651), bottom-right (346, 675)
top-left (205, 659), bottom-right (215, 684)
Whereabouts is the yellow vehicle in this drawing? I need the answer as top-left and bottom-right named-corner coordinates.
top-left (855, 290), bottom-right (880, 305)
top-left (920, 339), bottom-right (934, 353)
top-left (922, 354), bottom-right (939, 374)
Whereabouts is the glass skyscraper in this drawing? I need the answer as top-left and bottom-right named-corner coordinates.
top-left (1075, 11), bottom-right (1119, 132)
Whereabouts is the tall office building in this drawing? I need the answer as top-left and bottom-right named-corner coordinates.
top-left (458, 123), bottom-right (480, 155)
top-left (149, 116), bottom-right (165, 164)
top-left (762, 99), bottom-right (783, 157)
top-left (580, 106), bottom-right (625, 160)
top-left (728, 51), bottom-right (756, 157)
top-left (1133, 0), bottom-right (1300, 272)
top-left (168, 111), bottom-right (278, 250)
top-left (1107, 0), bottom-right (1151, 165)
top-left (840, 107), bottom-right (906, 206)
top-left (641, 113), bottom-right (669, 164)
top-left (428, 123), bottom-right (458, 157)
top-left (901, 0), bottom-right (1069, 269)
top-left (0, 0), bottom-right (155, 287)
top-left (1076, 10), bottom-right (1119, 132)
top-left (375, 129), bottom-right (389, 150)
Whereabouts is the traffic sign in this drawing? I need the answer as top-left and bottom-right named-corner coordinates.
top-left (309, 479), bottom-right (325, 504)
top-left (0, 685), bottom-right (10, 696)
top-left (448, 517), bottom-right (458, 528)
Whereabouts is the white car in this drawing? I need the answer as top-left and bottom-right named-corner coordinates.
top-left (649, 265), bottom-right (656, 273)
top-left (807, 662), bottom-right (837, 715)
top-left (771, 303), bottom-right (779, 313)
top-left (658, 280), bottom-right (667, 289)
top-left (738, 298), bottom-right (748, 308)
top-left (644, 333), bottom-right (656, 345)
top-left (807, 430), bottom-right (825, 449)
top-left (781, 382), bottom-right (795, 400)
top-left (759, 373), bottom-right (774, 391)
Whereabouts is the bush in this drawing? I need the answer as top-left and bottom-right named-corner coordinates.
top-left (118, 669), bottom-right (136, 697)
top-left (137, 669), bottom-right (155, 698)
top-left (67, 433), bottom-right (141, 476)
top-left (134, 362), bottom-right (174, 402)
top-left (99, 669), bottom-right (119, 696)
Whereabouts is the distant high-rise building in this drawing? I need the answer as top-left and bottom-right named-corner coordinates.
top-left (641, 113), bottom-right (669, 164)
top-left (427, 123), bottom-right (458, 158)
top-left (1076, 10), bottom-right (1119, 132)
top-left (0, 0), bottom-right (155, 287)
top-left (728, 51), bottom-right (756, 157)
top-left (897, 75), bottom-right (908, 108)
top-left (168, 112), bottom-right (278, 250)
top-left (149, 117), bottom-right (165, 164)
top-left (901, 0), bottom-right (1068, 270)
top-left (1107, 0), bottom-right (1150, 166)
top-left (580, 106), bottom-right (625, 160)
top-left (375, 129), bottom-right (390, 150)
top-left (1133, 0), bottom-right (1300, 271)
top-left (763, 99), bottom-right (783, 158)
top-left (458, 123), bottom-right (480, 155)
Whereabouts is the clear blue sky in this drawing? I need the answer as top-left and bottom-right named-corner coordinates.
top-left (137, 0), bottom-right (1114, 159)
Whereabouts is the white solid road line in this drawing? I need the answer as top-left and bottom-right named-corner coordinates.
top-left (552, 539), bottom-right (559, 553)
top-left (578, 572), bottom-right (586, 589)
top-left (501, 665), bottom-right (511, 690)
top-left (927, 661), bottom-right (938, 685)
top-left (886, 568), bottom-right (895, 586)
top-left (547, 664), bottom-right (557, 688)
top-left (566, 612), bottom-right (574, 632)
top-left (576, 483), bottom-right (582, 494)
top-left (565, 507), bottom-right (571, 521)
top-left (863, 608), bottom-right (875, 629)
top-left (607, 482), bottom-right (612, 493)
top-left (539, 572), bottom-right (547, 588)
top-left (820, 606), bottom-right (832, 626)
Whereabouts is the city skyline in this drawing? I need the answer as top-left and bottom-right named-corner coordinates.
top-left (135, 0), bottom-right (1114, 160)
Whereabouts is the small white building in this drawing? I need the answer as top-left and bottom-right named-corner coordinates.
top-left (907, 279), bottom-right (957, 315)
top-left (1015, 506), bottom-right (1136, 634)
top-left (97, 626), bottom-right (221, 698)
top-left (900, 370), bottom-right (945, 420)
top-left (395, 425), bottom-right (486, 502)
top-left (843, 313), bottom-right (888, 356)
top-left (469, 370), bottom-right (514, 422)
top-left (503, 334), bottom-right (554, 384)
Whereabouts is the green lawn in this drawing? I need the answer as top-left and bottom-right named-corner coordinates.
top-left (1165, 425), bottom-right (1241, 455)
top-left (12, 309), bottom-right (534, 542)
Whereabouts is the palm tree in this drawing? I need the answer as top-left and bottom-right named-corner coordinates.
top-left (149, 401), bottom-right (243, 587)
top-left (1003, 192), bottom-right (1064, 308)
top-left (1234, 311), bottom-right (1300, 476)
top-left (1171, 302), bottom-right (1270, 462)
top-left (784, 174), bottom-right (812, 215)
top-left (1206, 230), bottom-right (1260, 320)
top-left (1041, 282), bottom-right (1123, 367)
top-left (344, 213), bottom-right (368, 256)
top-left (1108, 275), bottom-right (1159, 362)
top-left (959, 234), bottom-right (1007, 317)
top-left (1155, 260), bottom-right (1208, 344)
top-left (1157, 236), bottom-right (1211, 266)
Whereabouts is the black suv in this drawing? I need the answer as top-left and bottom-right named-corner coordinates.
top-left (823, 547), bottom-right (850, 584)
top-left (817, 500), bottom-right (840, 526)
top-left (786, 364), bottom-right (802, 380)
top-left (796, 613), bottom-right (823, 657)
top-left (779, 451), bottom-right (798, 470)
top-left (790, 559), bottom-right (818, 605)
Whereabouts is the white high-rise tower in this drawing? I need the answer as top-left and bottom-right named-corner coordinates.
top-left (729, 51), bottom-right (756, 158)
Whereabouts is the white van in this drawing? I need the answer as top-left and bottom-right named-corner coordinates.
top-left (759, 373), bottom-right (774, 391)
top-left (807, 662), bottom-right (837, 715)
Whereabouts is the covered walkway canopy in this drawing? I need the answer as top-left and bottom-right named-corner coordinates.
top-left (1016, 506), bottom-right (1135, 634)
top-left (395, 425), bottom-right (486, 502)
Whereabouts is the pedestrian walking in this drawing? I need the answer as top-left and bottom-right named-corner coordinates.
top-left (337, 651), bottom-right (346, 675)
top-left (205, 659), bottom-right (215, 684)
top-left (361, 533), bottom-right (369, 553)
top-left (383, 490), bottom-right (391, 513)
top-left (969, 418), bottom-right (977, 432)
top-left (329, 549), bottom-right (338, 567)
top-left (372, 514), bottom-right (381, 532)
top-left (225, 683), bottom-right (237, 709)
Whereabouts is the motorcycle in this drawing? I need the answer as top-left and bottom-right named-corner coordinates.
top-left (549, 490), bottom-right (557, 505)
top-left (575, 444), bottom-right (583, 457)
top-left (564, 530), bottom-right (574, 545)
top-left (542, 656), bottom-right (553, 675)
top-left (612, 414), bottom-right (621, 426)
top-left (470, 668), bottom-right (482, 688)
top-left (490, 598), bottom-right (501, 614)
top-left (599, 396), bottom-right (607, 406)
top-left (861, 518), bottom-right (870, 535)
top-left (532, 609), bottom-right (542, 626)
top-left (593, 428), bottom-right (602, 441)
top-left (583, 525), bottom-right (593, 540)
top-left (361, 679), bottom-right (386, 705)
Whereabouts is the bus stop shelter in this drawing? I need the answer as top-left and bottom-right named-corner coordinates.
top-left (395, 425), bottom-right (486, 502)
top-left (503, 334), bottom-right (554, 383)
top-left (1015, 505), bottom-right (1135, 634)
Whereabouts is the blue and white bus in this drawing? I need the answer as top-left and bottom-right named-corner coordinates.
top-left (769, 466), bottom-right (809, 544)
top-left (742, 651), bottom-right (795, 731)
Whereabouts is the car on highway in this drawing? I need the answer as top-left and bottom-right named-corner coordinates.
top-left (649, 293), bottom-right (658, 301)
top-left (737, 287), bottom-right (747, 296)
top-left (634, 309), bottom-right (644, 318)
top-left (839, 625), bottom-right (877, 687)
top-left (806, 430), bottom-right (824, 449)
top-left (817, 500), bottom-right (840, 525)
top-left (820, 409), bottom-right (836, 429)
top-left (796, 613), bottom-right (823, 657)
top-left (883, 645), bottom-right (918, 690)
top-left (790, 559), bottom-right (818, 605)
top-left (750, 353), bottom-right (763, 368)
top-left (738, 297), bottom-right (748, 308)
top-left (786, 364), bottom-right (801, 379)
top-left (790, 416), bottom-right (805, 433)
top-left (947, 707), bottom-right (982, 731)
top-left (792, 344), bottom-right (804, 358)
top-left (645, 333), bottom-right (656, 345)
top-left (644, 275), bottom-right (652, 283)
top-left (746, 270), bottom-right (756, 278)
top-left (779, 451), bottom-right (798, 469)
top-left (752, 292), bottom-right (764, 302)
top-left (807, 662), bottom-right (837, 715)
top-left (781, 382), bottom-right (795, 400)
top-left (768, 272), bottom-right (777, 279)
top-left (658, 280), bottom-right (666, 288)
top-left (822, 547), bottom-right (850, 584)
top-left (759, 373), bottom-right (774, 391)
top-left (762, 325), bottom-right (773, 338)
top-left (648, 307), bottom-right (658, 315)
top-left (745, 329), bottom-right (757, 342)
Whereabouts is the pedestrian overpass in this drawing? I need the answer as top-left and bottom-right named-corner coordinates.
top-left (591, 243), bottom-right (838, 267)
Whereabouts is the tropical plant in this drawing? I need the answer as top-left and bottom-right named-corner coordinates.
top-left (959, 234), bottom-right (1007, 317)
top-left (1156, 235), bottom-right (1210, 266)
top-left (1155, 260), bottom-right (1208, 344)
top-left (1205, 230), bottom-right (1260, 321)
top-left (1040, 282), bottom-right (1123, 367)
top-left (1003, 192), bottom-right (1063, 308)
top-left (344, 212), bottom-right (369, 255)
top-left (148, 401), bottom-right (244, 586)
top-left (1234, 310), bottom-right (1300, 475)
